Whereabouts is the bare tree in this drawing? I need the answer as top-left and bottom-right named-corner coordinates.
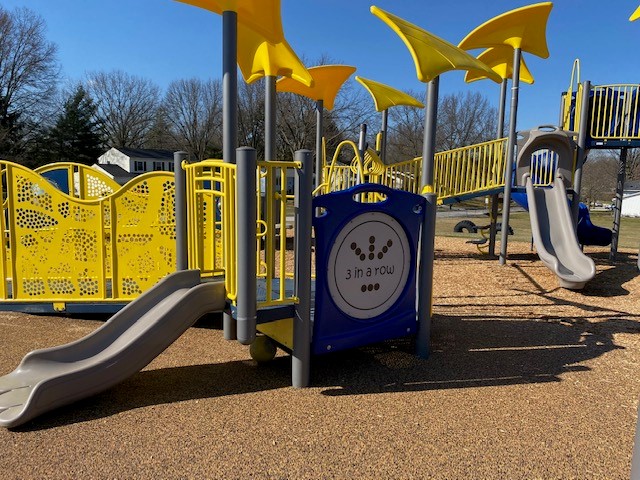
top-left (163, 78), bottom-right (222, 160)
top-left (237, 79), bottom-right (265, 156)
top-left (581, 153), bottom-right (618, 206)
top-left (86, 70), bottom-right (160, 148)
top-left (0, 6), bottom-right (59, 158)
top-left (387, 90), bottom-right (498, 163)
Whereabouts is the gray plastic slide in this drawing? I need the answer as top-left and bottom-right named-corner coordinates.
top-left (525, 174), bottom-right (596, 290)
top-left (0, 270), bottom-right (225, 428)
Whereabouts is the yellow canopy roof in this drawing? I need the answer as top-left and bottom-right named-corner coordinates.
top-left (631, 6), bottom-right (640, 21)
top-left (276, 65), bottom-right (356, 110)
top-left (355, 76), bottom-right (424, 112)
top-left (174, 0), bottom-right (283, 43)
top-left (464, 46), bottom-right (534, 83)
top-left (370, 6), bottom-right (502, 84)
top-left (458, 2), bottom-right (553, 58)
top-left (237, 23), bottom-right (313, 86)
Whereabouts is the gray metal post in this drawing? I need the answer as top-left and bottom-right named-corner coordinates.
top-left (499, 47), bottom-right (522, 265)
top-left (315, 99), bottom-right (324, 191)
top-left (632, 401), bottom-right (640, 480)
top-left (573, 80), bottom-right (591, 225)
top-left (174, 151), bottom-right (188, 271)
top-left (416, 77), bottom-right (439, 359)
top-left (420, 77), bottom-right (439, 188)
top-left (236, 147), bottom-right (257, 345)
top-left (357, 123), bottom-right (367, 184)
top-left (380, 109), bottom-right (389, 164)
top-left (292, 149), bottom-right (313, 387)
top-left (265, 76), bottom-right (277, 161)
top-left (489, 78), bottom-right (509, 257)
top-left (610, 148), bottom-right (627, 262)
top-left (222, 10), bottom-right (238, 340)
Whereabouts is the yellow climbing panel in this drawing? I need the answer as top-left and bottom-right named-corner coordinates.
top-left (34, 162), bottom-right (120, 199)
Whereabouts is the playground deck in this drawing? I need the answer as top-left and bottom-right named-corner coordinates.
top-left (0, 237), bottom-right (638, 479)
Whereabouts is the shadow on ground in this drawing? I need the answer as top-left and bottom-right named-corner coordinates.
top-left (16, 308), bottom-right (639, 431)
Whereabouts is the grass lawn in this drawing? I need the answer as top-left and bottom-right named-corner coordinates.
top-left (436, 208), bottom-right (640, 249)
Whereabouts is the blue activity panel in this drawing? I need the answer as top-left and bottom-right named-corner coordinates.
top-left (312, 184), bottom-right (426, 355)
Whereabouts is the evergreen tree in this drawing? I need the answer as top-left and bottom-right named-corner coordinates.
top-left (39, 86), bottom-right (103, 166)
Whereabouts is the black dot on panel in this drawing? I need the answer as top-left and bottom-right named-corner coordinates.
top-left (355, 248), bottom-right (361, 255)
top-left (369, 236), bottom-right (375, 243)
top-left (369, 245), bottom-right (375, 252)
top-left (369, 253), bottom-right (374, 260)
top-left (367, 284), bottom-right (373, 291)
top-left (382, 246), bottom-right (388, 253)
top-left (374, 283), bottom-right (380, 290)
top-left (378, 252), bottom-right (383, 259)
top-left (351, 242), bottom-right (357, 250)
top-left (387, 240), bottom-right (393, 247)
top-left (361, 285), bottom-right (367, 292)
top-left (360, 254), bottom-right (366, 261)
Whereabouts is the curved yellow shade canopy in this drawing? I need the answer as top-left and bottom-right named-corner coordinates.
top-left (458, 2), bottom-right (552, 58)
top-left (371, 6), bottom-right (502, 84)
top-left (464, 46), bottom-right (534, 84)
top-left (276, 65), bottom-right (356, 110)
top-left (237, 23), bottom-right (312, 86)
top-left (631, 6), bottom-right (640, 21)
top-left (355, 76), bottom-right (424, 112)
top-left (174, 0), bottom-right (284, 43)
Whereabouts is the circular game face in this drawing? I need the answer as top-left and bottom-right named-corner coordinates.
top-left (327, 211), bottom-right (411, 320)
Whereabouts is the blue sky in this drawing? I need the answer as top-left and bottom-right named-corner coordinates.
top-left (3, 0), bottom-right (640, 131)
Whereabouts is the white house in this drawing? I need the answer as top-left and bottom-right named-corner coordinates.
top-left (97, 147), bottom-right (175, 175)
top-left (621, 181), bottom-right (640, 217)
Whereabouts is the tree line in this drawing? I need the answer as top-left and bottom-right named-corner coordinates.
top-left (1, 6), bottom-right (500, 169)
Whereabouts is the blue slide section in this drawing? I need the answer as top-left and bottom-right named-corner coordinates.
top-left (512, 192), bottom-right (611, 247)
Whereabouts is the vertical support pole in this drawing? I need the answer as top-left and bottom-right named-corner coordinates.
top-left (632, 401), bottom-right (640, 480)
top-left (489, 78), bottom-right (509, 257)
top-left (416, 77), bottom-right (439, 359)
top-left (315, 99), bottom-right (324, 191)
top-left (573, 80), bottom-right (591, 225)
top-left (380, 109), bottom-right (389, 164)
top-left (292, 149), bottom-right (313, 387)
top-left (357, 124), bottom-right (367, 184)
top-left (610, 147), bottom-right (627, 263)
top-left (236, 147), bottom-right (257, 345)
top-left (499, 47), bottom-right (522, 266)
top-left (265, 76), bottom-right (277, 161)
top-left (222, 10), bottom-right (238, 340)
top-left (174, 151), bottom-right (188, 271)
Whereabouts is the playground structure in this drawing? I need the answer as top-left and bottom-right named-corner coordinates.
top-left (0, 1), bottom-right (637, 442)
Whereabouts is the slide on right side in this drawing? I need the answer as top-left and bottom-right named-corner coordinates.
top-left (0, 270), bottom-right (226, 428)
top-left (525, 174), bottom-right (596, 290)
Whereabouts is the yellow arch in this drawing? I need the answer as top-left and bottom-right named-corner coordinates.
top-left (174, 0), bottom-right (283, 43)
top-left (631, 6), bottom-right (640, 21)
top-left (276, 65), bottom-right (356, 110)
top-left (458, 2), bottom-right (553, 58)
top-left (464, 46), bottom-right (535, 83)
top-left (371, 6), bottom-right (502, 84)
top-left (355, 76), bottom-right (424, 112)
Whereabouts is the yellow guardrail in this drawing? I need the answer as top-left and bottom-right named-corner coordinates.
top-left (34, 162), bottom-right (120, 199)
top-left (256, 160), bottom-right (300, 308)
top-left (589, 84), bottom-right (640, 140)
top-left (0, 161), bottom-right (176, 303)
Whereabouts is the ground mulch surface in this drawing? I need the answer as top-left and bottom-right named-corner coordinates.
top-left (1, 237), bottom-right (639, 479)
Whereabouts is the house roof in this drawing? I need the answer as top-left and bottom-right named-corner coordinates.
top-left (625, 180), bottom-right (640, 191)
top-left (115, 147), bottom-right (174, 160)
top-left (94, 163), bottom-right (136, 179)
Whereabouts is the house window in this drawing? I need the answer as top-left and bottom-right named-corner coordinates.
top-left (134, 161), bottom-right (145, 172)
top-left (153, 161), bottom-right (164, 171)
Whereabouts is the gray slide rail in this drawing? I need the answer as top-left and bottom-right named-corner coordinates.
top-left (525, 174), bottom-right (596, 289)
top-left (0, 270), bottom-right (226, 428)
